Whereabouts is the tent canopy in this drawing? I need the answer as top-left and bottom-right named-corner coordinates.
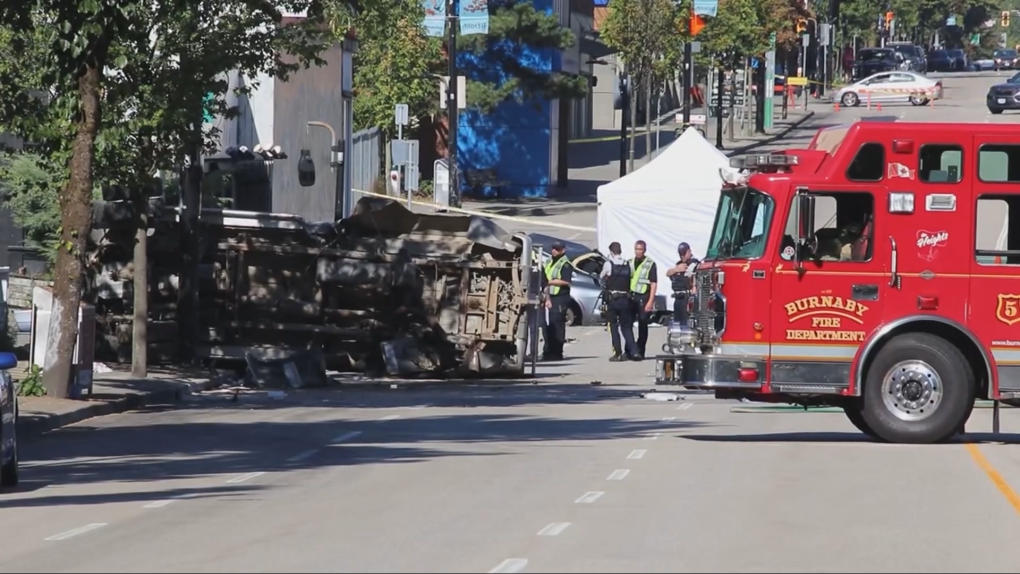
top-left (596, 128), bottom-right (731, 308)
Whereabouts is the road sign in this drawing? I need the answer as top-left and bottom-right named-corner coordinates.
top-left (395, 103), bottom-right (409, 126)
top-left (820, 23), bottom-right (831, 46)
top-left (787, 76), bottom-right (808, 86)
top-left (801, 33), bottom-right (810, 47)
top-left (693, 0), bottom-right (717, 17)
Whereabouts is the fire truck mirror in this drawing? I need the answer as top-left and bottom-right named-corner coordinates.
top-left (796, 194), bottom-right (817, 245)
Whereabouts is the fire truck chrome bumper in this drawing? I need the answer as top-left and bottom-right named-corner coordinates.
top-left (654, 353), bottom-right (766, 389)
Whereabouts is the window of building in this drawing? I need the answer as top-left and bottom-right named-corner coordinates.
top-left (782, 192), bottom-right (875, 262)
top-left (919, 144), bottom-right (962, 183)
top-left (978, 144), bottom-right (1020, 182)
top-left (975, 195), bottom-right (1020, 265)
top-left (846, 143), bottom-right (885, 182)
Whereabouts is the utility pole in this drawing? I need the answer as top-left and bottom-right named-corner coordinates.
top-left (683, 36), bottom-right (693, 124)
top-left (715, 63), bottom-right (724, 149)
top-left (447, 0), bottom-right (460, 207)
top-left (618, 73), bottom-right (628, 177)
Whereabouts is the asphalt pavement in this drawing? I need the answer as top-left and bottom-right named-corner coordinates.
top-left (7, 73), bottom-right (1020, 573)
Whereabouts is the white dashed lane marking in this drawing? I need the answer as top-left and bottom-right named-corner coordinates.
top-left (575, 491), bottom-right (604, 504)
top-left (489, 558), bottom-right (529, 573)
top-left (607, 469), bottom-right (630, 481)
top-left (628, 449), bottom-right (647, 460)
top-left (45, 523), bottom-right (107, 541)
top-left (225, 472), bottom-right (264, 484)
top-left (537, 522), bottom-right (571, 536)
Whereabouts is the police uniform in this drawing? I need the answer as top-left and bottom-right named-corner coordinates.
top-left (602, 257), bottom-right (639, 360)
top-left (542, 252), bottom-right (573, 360)
top-left (629, 256), bottom-right (657, 358)
top-left (671, 243), bottom-right (699, 326)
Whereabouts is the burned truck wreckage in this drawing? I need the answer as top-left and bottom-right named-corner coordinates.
top-left (89, 197), bottom-right (534, 382)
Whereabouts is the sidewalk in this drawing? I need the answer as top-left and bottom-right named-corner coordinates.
top-left (16, 365), bottom-right (222, 438)
top-left (463, 105), bottom-right (818, 218)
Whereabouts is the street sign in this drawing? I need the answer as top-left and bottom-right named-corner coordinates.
top-left (946, 15), bottom-right (956, 26)
top-left (405, 164), bottom-right (420, 192)
top-left (439, 76), bottom-right (467, 110)
top-left (391, 139), bottom-right (419, 165)
top-left (395, 103), bottom-right (409, 126)
top-left (691, 41), bottom-right (702, 53)
top-left (819, 23), bottom-right (831, 46)
top-left (801, 33), bottom-right (810, 47)
top-left (693, 0), bottom-right (717, 17)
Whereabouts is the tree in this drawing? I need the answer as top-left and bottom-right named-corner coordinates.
top-left (0, 0), bottom-right (341, 396)
top-left (601, 0), bottom-right (683, 169)
top-left (458, 0), bottom-right (589, 111)
top-left (345, 0), bottom-right (442, 137)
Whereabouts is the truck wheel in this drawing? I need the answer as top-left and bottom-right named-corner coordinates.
top-left (843, 400), bottom-right (882, 441)
top-left (1, 444), bottom-right (18, 488)
top-left (861, 333), bottom-right (974, 444)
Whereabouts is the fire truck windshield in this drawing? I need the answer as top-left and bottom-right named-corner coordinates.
top-left (705, 187), bottom-right (774, 260)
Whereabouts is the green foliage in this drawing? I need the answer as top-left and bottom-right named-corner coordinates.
top-left (0, 152), bottom-right (64, 261)
top-left (601, 0), bottom-right (685, 79)
top-left (346, 0), bottom-right (443, 135)
top-left (698, 0), bottom-right (772, 63)
top-left (458, 0), bottom-right (588, 111)
top-left (17, 365), bottom-right (46, 397)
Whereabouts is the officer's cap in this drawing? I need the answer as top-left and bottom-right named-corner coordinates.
top-left (677, 242), bottom-right (691, 255)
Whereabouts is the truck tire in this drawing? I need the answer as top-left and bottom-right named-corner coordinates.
top-left (860, 332), bottom-right (974, 444)
top-left (843, 400), bottom-right (882, 441)
top-left (1, 444), bottom-right (17, 488)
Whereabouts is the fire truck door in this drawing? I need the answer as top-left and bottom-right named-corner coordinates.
top-left (770, 187), bottom-right (884, 393)
top-left (970, 136), bottom-right (1020, 397)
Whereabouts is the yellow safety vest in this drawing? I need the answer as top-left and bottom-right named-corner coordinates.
top-left (544, 256), bottom-right (571, 296)
top-left (630, 258), bottom-right (654, 294)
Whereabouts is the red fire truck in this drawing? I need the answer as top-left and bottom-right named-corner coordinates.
top-left (655, 120), bottom-right (1020, 444)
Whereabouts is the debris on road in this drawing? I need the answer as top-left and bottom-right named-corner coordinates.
top-left (642, 392), bottom-right (681, 401)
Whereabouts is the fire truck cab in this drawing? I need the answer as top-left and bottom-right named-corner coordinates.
top-left (656, 121), bottom-right (1020, 444)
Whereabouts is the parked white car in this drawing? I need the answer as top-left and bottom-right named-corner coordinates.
top-left (831, 71), bottom-right (943, 107)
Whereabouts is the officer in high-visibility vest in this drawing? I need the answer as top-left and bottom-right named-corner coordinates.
top-left (542, 240), bottom-right (573, 361)
top-left (629, 240), bottom-right (658, 359)
top-left (600, 241), bottom-right (640, 361)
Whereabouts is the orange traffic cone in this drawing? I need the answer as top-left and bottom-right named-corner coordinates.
top-left (833, 102), bottom-right (841, 112)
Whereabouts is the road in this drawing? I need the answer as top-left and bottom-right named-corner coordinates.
top-left (6, 73), bottom-right (1020, 573)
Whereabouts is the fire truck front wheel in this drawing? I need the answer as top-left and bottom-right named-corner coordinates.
top-left (843, 401), bottom-right (883, 441)
top-left (861, 333), bottom-right (975, 444)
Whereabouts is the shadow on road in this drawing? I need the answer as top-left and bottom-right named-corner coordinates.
top-left (8, 388), bottom-right (709, 505)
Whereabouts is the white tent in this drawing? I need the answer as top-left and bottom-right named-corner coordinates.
top-left (596, 127), bottom-right (732, 308)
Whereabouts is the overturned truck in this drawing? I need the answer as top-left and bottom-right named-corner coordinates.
top-left (90, 197), bottom-right (534, 379)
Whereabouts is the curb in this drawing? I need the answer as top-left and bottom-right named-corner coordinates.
top-left (724, 111), bottom-right (816, 157)
top-left (17, 377), bottom-right (220, 439)
top-left (461, 202), bottom-right (598, 218)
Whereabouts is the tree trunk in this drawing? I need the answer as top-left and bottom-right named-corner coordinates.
top-left (644, 73), bottom-right (652, 162)
top-left (132, 189), bottom-right (148, 378)
top-left (628, 74), bottom-right (637, 173)
top-left (42, 63), bottom-right (102, 398)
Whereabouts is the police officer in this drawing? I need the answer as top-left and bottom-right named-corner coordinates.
top-left (600, 241), bottom-right (640, 361)
top-left (665, 242), bottom-right (699, 326)
top-left (542, 241), bottom-right (572, 361)
top-left (629, 240), bottom-right (657, 359)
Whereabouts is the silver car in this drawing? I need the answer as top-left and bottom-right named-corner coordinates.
top-left (1, 352), bottom-right (18, 488)
top-left (831, 71), bottom-right (942, 107)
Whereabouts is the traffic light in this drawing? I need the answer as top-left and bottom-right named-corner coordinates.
top-left (1002, 10), bottom-right (1010, 27)
top-left (885, 11), bottom-right (894, 27)
top-left (795, 18), bottom-right (807, 33)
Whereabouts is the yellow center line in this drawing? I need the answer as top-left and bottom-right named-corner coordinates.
top-left (965, 443), bottom-right (1020, 515)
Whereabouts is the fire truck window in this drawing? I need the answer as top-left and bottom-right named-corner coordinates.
top-left (975, 196), bottom-right (1018, 265)
top-left (978, 145), bottom-right (1020, 182)
top-left (846, 143), bottom-right (885, 182)
top-left (919, 145), bottom-right (962, 183)
top-left (783, 193), bottom-right (874, 262)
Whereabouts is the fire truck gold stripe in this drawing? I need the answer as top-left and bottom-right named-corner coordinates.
top-left (992, 349), bottom-right (1020, 365)
top-left (719, 344), bottom-right (769, 357)
top-left (771, 344), bottom-right (858, 361)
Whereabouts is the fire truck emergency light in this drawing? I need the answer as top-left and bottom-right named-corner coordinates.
top-left (729, 153), bottom-right (800, 169)
top-left (888, 192), bottom-right (915, 213)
